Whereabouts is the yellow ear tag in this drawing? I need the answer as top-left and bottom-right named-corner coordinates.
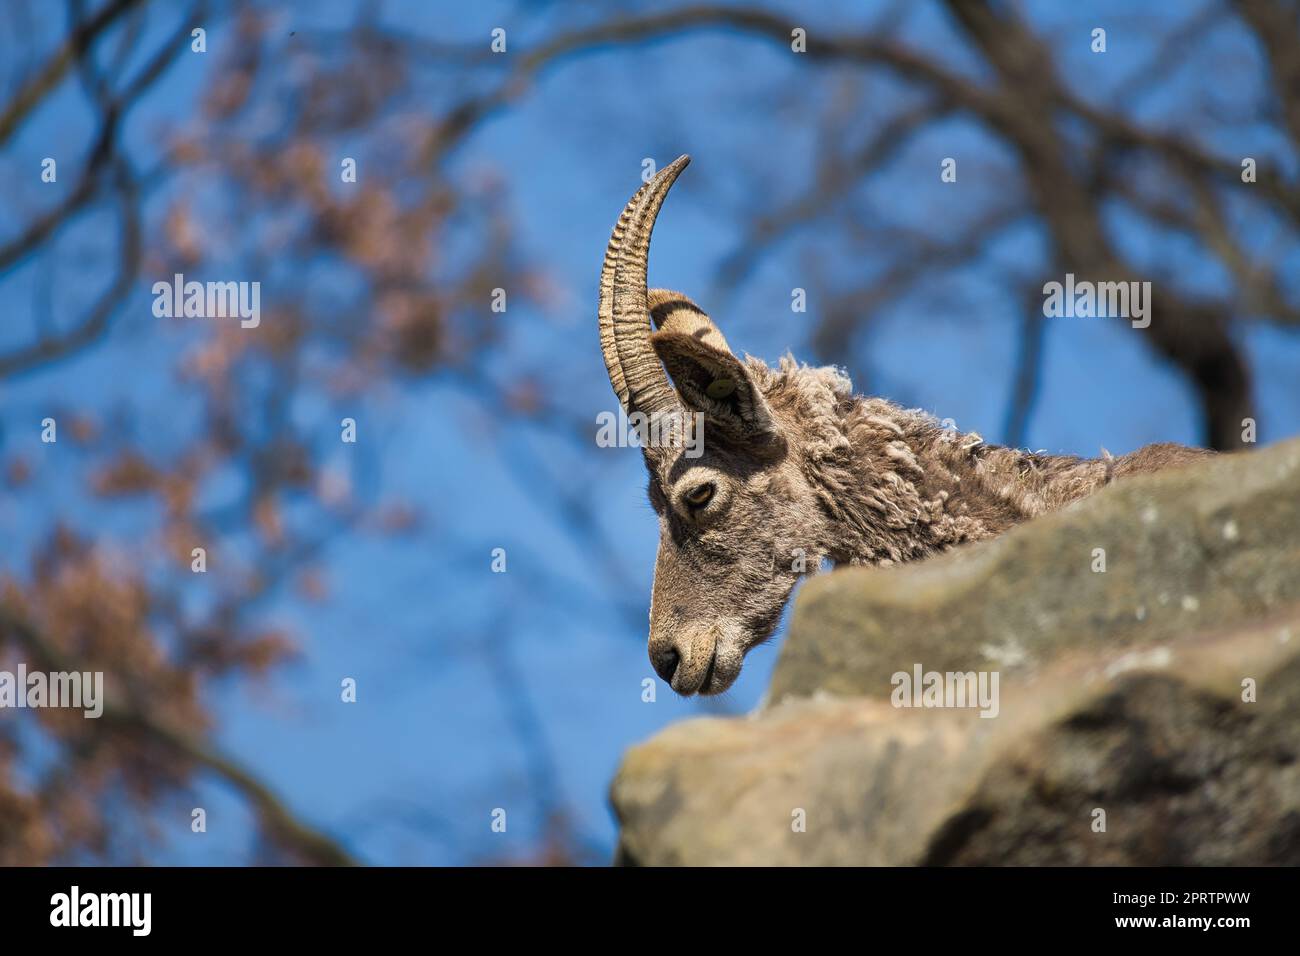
top-left (706, 378), bottom-right (736, 399)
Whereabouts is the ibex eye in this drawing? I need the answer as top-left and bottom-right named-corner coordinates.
top-left (684, 483), bottom-right (715, 508)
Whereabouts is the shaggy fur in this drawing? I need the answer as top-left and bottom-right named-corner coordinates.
top-left (751, 355), bottom-right (1211, 565)
top-left (599, 156), bottom-right (1213, 697)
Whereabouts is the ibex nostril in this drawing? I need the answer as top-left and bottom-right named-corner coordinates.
top-left (653, 648), bottom-right (680, 684)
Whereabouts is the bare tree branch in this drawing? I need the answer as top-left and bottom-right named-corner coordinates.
top-left (1234, 0), bottom-right (1300, 151)
top-left (0, 604), bottom-right (357, 866)
top-left (0, 0), bottom-right (144, 146)
top-left (0, 159), bottom-right (140, 379)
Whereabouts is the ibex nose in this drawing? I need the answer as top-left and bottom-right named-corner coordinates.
top-left (651, 647), bottom-right (680, 684)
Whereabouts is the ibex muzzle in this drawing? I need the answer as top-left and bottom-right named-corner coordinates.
top-left (597, 155), bottom-right (1212, 697)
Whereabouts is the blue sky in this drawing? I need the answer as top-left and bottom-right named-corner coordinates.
top-left (2, 0), bottom-right (1297, 864)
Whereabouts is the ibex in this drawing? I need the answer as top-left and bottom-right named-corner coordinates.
top-left (598, 155), bottom-right (1213, 697)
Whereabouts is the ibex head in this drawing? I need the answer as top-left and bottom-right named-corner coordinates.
top-left (597, 157), bottom-right (1220, 695)
top-left (598, 156), bottom-right (840, 696)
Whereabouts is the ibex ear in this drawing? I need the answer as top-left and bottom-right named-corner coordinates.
top-left (650, 328), bottom-right (776, 441)
top-left (648, 289), bottom-right (732, 353)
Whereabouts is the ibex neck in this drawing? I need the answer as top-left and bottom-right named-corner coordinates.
top-left (822, 398), bottom-right (1107, 567)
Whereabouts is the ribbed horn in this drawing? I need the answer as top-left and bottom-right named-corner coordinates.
top-left (598, 176), bottom-right (656, 411)
top-left (610, 154), bottom-right (690, 417)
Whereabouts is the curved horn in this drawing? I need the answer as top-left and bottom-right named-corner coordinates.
top-left (610, 155), bottom-right (690, 417)
top-left (598, 176), bottom-right (657, 410)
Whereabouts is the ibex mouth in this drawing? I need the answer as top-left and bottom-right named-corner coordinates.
top-left (681, 639), bottom-right (745, 697)
top-left (698, 652), bottom-right (718, 694)
top-left (695, 649), bottom-right (744, 696)
top-left (670, 648), bottom-right (716, 696)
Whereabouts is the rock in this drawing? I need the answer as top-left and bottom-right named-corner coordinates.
top-left (772, 437), bottom-right (1300, 703)
top-left (610, 438), bottom-right (1300, 865)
